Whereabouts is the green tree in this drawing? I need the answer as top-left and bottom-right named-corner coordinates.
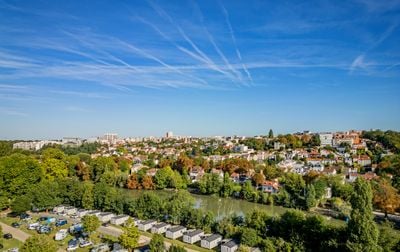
top-left (268, 129), bottom-right (274, 138)
top-left (21, 234), bottom-right (58, 252)
top-left (154, 166), bottom-right (174, 189)
top-left (11, 195), bottom-right (32, 214)
top-left (30, 181), bottom-right (61, 211)
top-left (305, 184), bottom-right (317, 210)
top-left (82, 215), bottom-right (100, 234)
top-left (41, 158), bottom-right (68, 180)
top-left (91, 156), bottom-right (117, 182)
top-left (166, 191), bottom-right (194, 224)
top-left (346, 178), bottom-right (381, 251)
top-left (0, 154), bottom-right (43, 200)
top-left (0, 141), bottom-right (12, 157)
top-left (119, 219), bottom-right (140, 252)
top-left (82, 182), bottom-right (94, 209)
top-left (198, 173), bottom-right (221, 194)
top-left (220, 172), bottom-right (235, 197)
top-left (149, 234), bottom-right (166, 252)
top-left (240, 227), bottom-right (259, 247)
top-left (131, 192), bottom-right (164, 219)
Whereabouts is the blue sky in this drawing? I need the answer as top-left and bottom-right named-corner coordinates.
top-left (0, 0), bottom-right (399, 139)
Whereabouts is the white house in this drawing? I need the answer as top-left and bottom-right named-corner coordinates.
top-left (183, 229), bottom-right (204, 244)
top-left (151, 223), bottom-right (171, 234)
top-left (201, 234), bottom-right (222, 249)
top-left (110, 215), bottom-right (130, 226)
top-left (166, 226), bottom-right (187, 239)
top-left (260, 180), bottom-right (279, 194)
top-left (98, 212), bottom-right (115, 223)
top-left (138, 220), bottom-right (157, 231)
top-left (221, 240), bottom-right (239, 252)
top-left (319, 132), bottom-right (333, 147)
top-left (64, 206), bottom-right (77, 215)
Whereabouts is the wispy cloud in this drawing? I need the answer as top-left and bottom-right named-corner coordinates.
top-left (219, 1), bottom-right (252, 84)
top-left (65, 106), bottom-right (91, 113)
top-left (0, 107), bottom-right (28, 116)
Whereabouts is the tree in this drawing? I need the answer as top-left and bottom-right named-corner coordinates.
top-left (91, 156), bottom-right (117, 182)
top-left (127, 173), bottom-right (141, 189)
top-left (82, 215), bottom-right (100, 234)
top-left (119, 219), bottom-right (140, 252)
top-left (30, 181), bottom-right (61, 210)
top-left (373, 179), bottom-right (400, 217)
top-left (82, 182), bottom-right (94, 209)
top-left (198, 173), bottom-right (221, 194)
top-left (154, 167), bottom-right (174, 189)
top-left (346, 178), bottom-right (381, 251)
top-left (21, 234), bottom-right (57, 252)
top-left (240, 227), bottom-right (259, 247)
top-left (142, 175), bottom-right (155, 190)
top-left (132, 192), bottom-right (164, 219)
top-left (0, 154), bottom-right (43, 200)
top-left (166, 191), bottom-right (194, 224)
top-left (305, 184), bottom-right (317, 210)
top-left (168, 245), bottom-right (186, 252)
top-left (268, 129), bottom-right (274, 138)
top-left (11, 195), bottom-right (32, 214)
top-left (252, 173), bottom-right (265, 187)
top-left (149, 234), bottom-right (166, 252)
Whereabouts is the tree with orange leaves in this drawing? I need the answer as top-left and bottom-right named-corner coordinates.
top-left (373, 179), bottom-right (400, 217)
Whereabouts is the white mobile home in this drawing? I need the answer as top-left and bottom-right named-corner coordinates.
top-left (77, 209), bottom-right (89, 218)
top-left (151, 223), bottom-right (171, 234)
top-left (166, 226), bottom-right (187, 240)
top-left (138, 220), bottom-right (157, 231)
top-left (201, 234), bottom-right (222, 249)
top-left (183, 229), bottom-right (204, 244)
top-left (221, 240), bottom-right (239, 252)
top-left (64, 206), bottom-right (77, 215)
top-left (87, 210), bottom-right (101, 217)
top-left (110, 215), bottom-right (130, 226)
top-left (98, 212), bottom-right (115, 223)
top-left (53, 205), bottom-right (65, 214)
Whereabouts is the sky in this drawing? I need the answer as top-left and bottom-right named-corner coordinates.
top-left (0, 0), bottom-right (400, 139)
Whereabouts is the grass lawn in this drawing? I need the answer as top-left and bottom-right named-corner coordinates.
top-left (1, 238), bottom-right (23, 250)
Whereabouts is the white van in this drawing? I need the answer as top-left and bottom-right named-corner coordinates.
top-left (55, 229), bottom-right (68, 241)
top-left (28, 222), bottom-right (40, 230)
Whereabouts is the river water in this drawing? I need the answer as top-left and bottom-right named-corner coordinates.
top-left (122, 189), bottom-right (295, 219)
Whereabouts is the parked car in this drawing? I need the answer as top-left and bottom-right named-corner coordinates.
top-left (38, 225), bottom-right (51, 234)
top-left (67, 239), bottom-right (79, 251)
top-left (55, 229), bottom-right (68, 241)
top-left (8, 248), bottom-right (19, 252)
top-left (11, 222), bottom-right (20, 228)
top-left (80, 240), bottom-right (93, 248)
top-left (38, 216), bottom-right (48, 222)
top-left (56, 219), bottom-right (68, 227)
top-left (3, 233), bottom-right (13, 239)
top-left (28, 222), bottom-right (40, 230)
top-left (20, 213), bottom-right (31, 221)
top-left (90, 243), bottom-right (110, 252)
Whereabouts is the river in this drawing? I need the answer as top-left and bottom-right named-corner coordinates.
top-left (121, 189), bottom-right (344, 225)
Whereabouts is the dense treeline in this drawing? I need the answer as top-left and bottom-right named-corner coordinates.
top-left (362, 130), bottom-right (400, 154)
